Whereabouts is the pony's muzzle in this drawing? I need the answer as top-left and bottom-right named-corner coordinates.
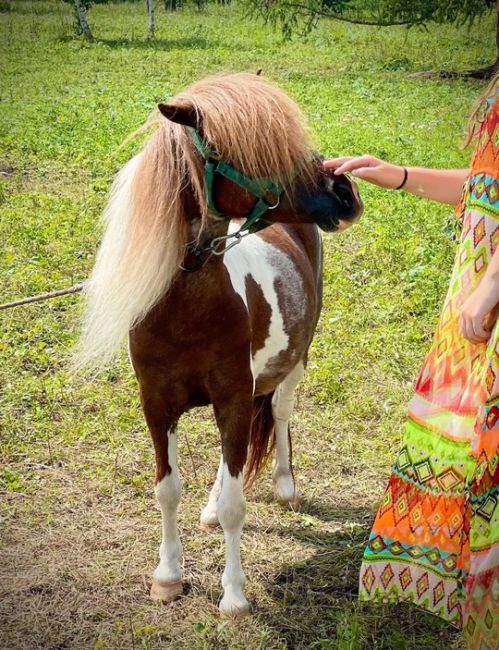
top-left (335, 176), bottom-right (363, 231)
top-left (295, 171), bottom-right (363, 233)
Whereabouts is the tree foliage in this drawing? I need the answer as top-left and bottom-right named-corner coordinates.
top-left (243, 0), bottom-right (495, 39)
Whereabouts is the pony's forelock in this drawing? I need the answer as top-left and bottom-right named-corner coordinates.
top-left (176, 73), bottom-right (315, 191)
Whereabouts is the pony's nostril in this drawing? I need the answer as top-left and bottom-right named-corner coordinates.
top-left (333, 182), bottom-right (353, 206)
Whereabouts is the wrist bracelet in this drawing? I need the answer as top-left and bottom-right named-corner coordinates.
top-left (395, 166), bottom-right (408, 190)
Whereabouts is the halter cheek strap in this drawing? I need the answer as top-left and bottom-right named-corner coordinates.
top-left (187, 126), bottom-right (285, 234)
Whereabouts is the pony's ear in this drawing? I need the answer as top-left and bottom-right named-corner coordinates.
top-left (158, 102), bottom-right (201, 129)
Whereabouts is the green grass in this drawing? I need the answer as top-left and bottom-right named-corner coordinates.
top-left (0, 1), bottom-right (493, 648)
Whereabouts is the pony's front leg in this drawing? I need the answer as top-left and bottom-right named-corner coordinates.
top-left (141, 394), bottom-right (183, 603)
top-left (212, 395), bottom-right (252, 618)
top-left (151, 427), bottom-right (183, 601)
top-left (218, 463), bottom-right (248, 618)
top-left (271, 361), bottom-right (304, 504)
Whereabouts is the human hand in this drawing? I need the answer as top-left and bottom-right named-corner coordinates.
top-left (323, 155), bottom-right (406, 190)
top-left (459, 281), bottom-right (499, 344)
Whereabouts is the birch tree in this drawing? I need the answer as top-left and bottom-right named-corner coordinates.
top-left (146, 0), bottom-right (155, 37)
top-left (73, 0), bottom-right (94, 40)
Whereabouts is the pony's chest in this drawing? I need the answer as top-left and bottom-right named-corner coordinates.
top-left (223, 231), bottom-right (308, 379)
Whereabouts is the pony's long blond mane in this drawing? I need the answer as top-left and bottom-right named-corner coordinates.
top-left (76, 73), bottom-right (314, 367)
top-left (178, 73), bottom-right (315, 190)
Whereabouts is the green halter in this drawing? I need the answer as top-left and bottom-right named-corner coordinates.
top-left (187, 126), bottom-right (285, 234)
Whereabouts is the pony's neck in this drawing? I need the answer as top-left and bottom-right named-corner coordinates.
top-left (189, 214), bottom-right (230, 243)
top-left (180, 215), bottom-right (231, 273)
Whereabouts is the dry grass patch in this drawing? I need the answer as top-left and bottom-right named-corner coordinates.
top-left (0, 401), bottom-right (461, 649)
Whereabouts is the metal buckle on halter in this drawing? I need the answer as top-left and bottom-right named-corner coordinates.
top-left (179, 240), bottom-right (211, 272)
top-left (209, 229), bottom-right (247, 255)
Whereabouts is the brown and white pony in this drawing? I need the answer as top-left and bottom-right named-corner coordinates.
top-left (77, 73), bottom-right (362, 618)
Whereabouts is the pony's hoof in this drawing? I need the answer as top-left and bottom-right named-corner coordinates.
top-left (219, 596), bottom-right (250, 619)
top-left (200, 505), bottom-right (220, 530)
top-left (275, 492), bottom-right (299, 506)
top-left (150, 579), bottom-right (182, 602)
top-left (200, 520), bottom-right (220, 532)
top-left (274, 474), bottom-right (297, 505)
top-left (279, 497), bottom-right (300, 511)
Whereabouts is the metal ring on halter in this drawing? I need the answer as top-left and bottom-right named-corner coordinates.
top-left (184, 240), bottom-right (206, 254)
top-left (179, 239), bottom-right (213, 272)
top-left (263, 193), bottom-right (281, 210)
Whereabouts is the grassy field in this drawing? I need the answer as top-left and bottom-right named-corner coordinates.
top-left (0, 2), bottom-right (494, 649)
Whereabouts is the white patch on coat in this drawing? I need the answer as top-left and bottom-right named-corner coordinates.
top-left (223, 222), bottom-right (308, 379)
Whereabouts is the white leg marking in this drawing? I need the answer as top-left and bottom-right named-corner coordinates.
top-left (217, 464), bottom-right (249, 617)
top-left (200, 455), bottom-right (223, 528)
top-left (151, 432), bottom-right (183, 599)
top-left (272, 362), bottom-right (305, 503)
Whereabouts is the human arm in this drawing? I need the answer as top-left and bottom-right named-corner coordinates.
top-left (459, 247), bottom-right (499, 343)
top-left (324, 155), bottom-right (469, 206)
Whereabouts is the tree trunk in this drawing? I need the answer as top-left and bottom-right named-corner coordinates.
top-left (408, 3), bottom-right (498, 80)
top-left (146, 0), bottom-right (155, 37)
top-left (407, 62), bottom-right (497, 80)
top-left (74, 0), bottom-right (93, 40)
top-left (165, 0), bottom-right (177, 10)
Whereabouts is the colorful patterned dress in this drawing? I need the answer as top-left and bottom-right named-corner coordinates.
top-left (359, 87), bottom-right (499, 650)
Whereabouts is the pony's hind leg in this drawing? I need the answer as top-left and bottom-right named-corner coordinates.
top-left (272, 361), bottom-right (305, 504)
top-left (200, 455), bottom-right (223, 529)
top-left (140, 393), bottom-right (183, 603)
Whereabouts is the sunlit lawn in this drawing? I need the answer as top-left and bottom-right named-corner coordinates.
top-left (0, 2), bottom-right (493, 648)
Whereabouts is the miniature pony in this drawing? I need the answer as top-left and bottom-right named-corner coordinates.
top-left (78, 73), bottom-right (362, 617)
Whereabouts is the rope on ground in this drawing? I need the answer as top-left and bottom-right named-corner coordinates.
top-left (0, 283), bottom-right (85, 311)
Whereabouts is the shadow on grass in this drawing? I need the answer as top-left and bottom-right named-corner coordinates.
top-left (58, 35), bottom-right (215, 50)
top-left (249, 499), bottom-right (463, 650)
top-left (99, 36), bottom-right (213, 50)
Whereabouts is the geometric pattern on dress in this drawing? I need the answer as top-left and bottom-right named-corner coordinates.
top-left (490, 225), bottom-right (499, 256)
top-left (365, 534), bottom-right (459, 574)
top-left (394, 434), bottom-right (469, 497)
top-left (464, 568), bottom-right (499, 650)
top-left (469, 174), bottom-right (499, 221)
top-left (474, 397), bottom-right (499, 485)
top-left (359, 555), bottom-right (464, 628)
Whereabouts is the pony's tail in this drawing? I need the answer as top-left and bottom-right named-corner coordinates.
top-left (244, 392), bottom-right (276, 489)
